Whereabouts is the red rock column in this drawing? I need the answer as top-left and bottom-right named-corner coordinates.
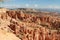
top-left (15, 25), bottom-right (20, 36)
top-left (22, 35), bottom-right (28, 40)
top-left (28, 30), bottom-right (33, 40)
top-left (52, 33), bottom-right (56, 40)
top-left (39, 28), bottom-right (43, 40)
top-left (33, 29), bottom-right (40, 40)
top-left (41, 27), bottom-right (46, 40)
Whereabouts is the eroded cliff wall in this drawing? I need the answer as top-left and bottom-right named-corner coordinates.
top-left (0, 9), bottom-right (60, 40)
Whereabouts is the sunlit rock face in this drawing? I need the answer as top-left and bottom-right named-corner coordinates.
top-left (0, 9), bottom-right (60, 40)
top-left (0, 8), bottom-right (9, 13)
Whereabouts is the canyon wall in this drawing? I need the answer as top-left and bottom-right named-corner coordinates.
top-left (0, 10), bottom-right (60, 40)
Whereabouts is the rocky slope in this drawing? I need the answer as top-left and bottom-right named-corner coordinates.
top-left (0, 29), bottom-right (20, 40)
top-left (0, 9), bottom-right (60, 40)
